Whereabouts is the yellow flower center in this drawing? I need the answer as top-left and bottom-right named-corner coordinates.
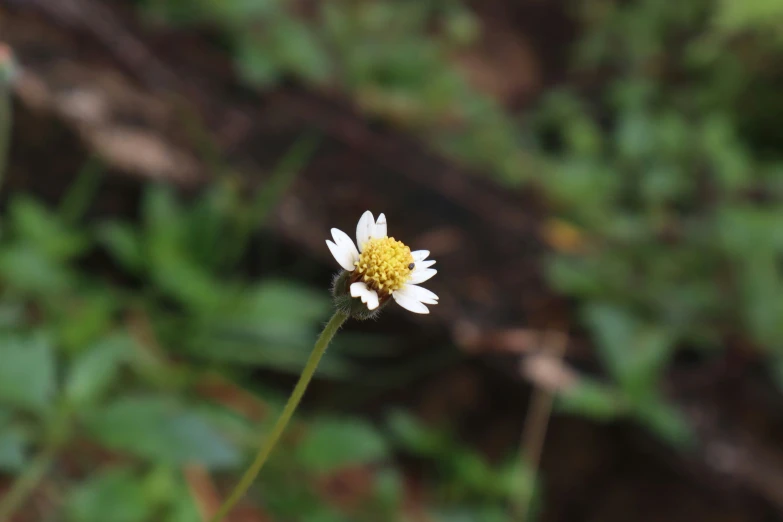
top-left (355, 237), bottom-right (414, 295)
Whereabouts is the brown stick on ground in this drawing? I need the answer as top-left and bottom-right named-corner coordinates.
top-left (515, 330), bottom-right (568, 521)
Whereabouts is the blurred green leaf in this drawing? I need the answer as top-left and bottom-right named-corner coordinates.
top-left (60, 158), bottom-right (104, 225)
top-left (271, 18), bottom-right (332, 83)
top-left (556, 378), bottom-right (625, 420)
top-left (66, 467), bottom-right (151, 522)
top-left (220, 134), bottom-right (320, 267)
top-left (0, 300), bottom-right (26, 329)
top-left (616, 111), bottom-right (653, 160)
top-left (150, 252), bottom-right (227, 312)
top-left (58, 292), bottom-right (119, 352)
top-left (499, 458), bottom-right (536, 499)
top-left (183, 322), bottom-right (353, 377)
top-left (84, 396), bottom-right (241, 469)
top-left (235, 40), bottom-right (280, 85)
top-left (655, 112), bottom-right (691, 157)
top-left (387, 409), bottom-right (449, 457)
top-left (66, 334), bottom-right (133, 405)
top-left (451, 451), bottom-right (495, 494)
top-left (184, 182), bottom-right (235, 270)
top-left (0, 244), bottom-right (73, 294)
top-left (141, 186), bottom-right (220, 309)
top-left (714, 0), bottom-right (783, 34)
top-left (96, 222), bottom-right (144, 274)
top-left (164, 486), bottom-right (201, 522)
top-left (547, 255), bottom-right (605, 297)
top-left (564, 116), bottom-right (603, 157)
top-left (142, 466), bottom-right (179, 508)
top-left (296, 417), bottom-right (389, 472)
top-left (0, 334), bottom-right (56, 414)
top-left (585, 303), bottom-right (675, 398)
top-left (245, 279), bottom-right (331, 322)
top-left (9, 197), bottom-right (89, 260)
top-left (0, 427), bottom-right (27, 471)
top-left (717, 206), bottom-right (783, 347)
top-left (701, 116), bottom-right (751, 191)
top-left (622, 328), bottom-right (676, 400)
top-left (443, 9), bottom-right (480, 46)
top-left (584, 303), bottom-right (637, 381)
top-left (634, 397), bottom-right (694, 447)
top-left (144, 185), bottom-right (185, 243)
top-left (373, 467), bottom-right (404, 512)
top-left (641, 164), bottom-right (689, 205)
top-left (179, 280), bottom-right (353, 375)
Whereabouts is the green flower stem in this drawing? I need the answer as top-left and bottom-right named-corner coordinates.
top-left (210, 310), bottom-right (349, 522)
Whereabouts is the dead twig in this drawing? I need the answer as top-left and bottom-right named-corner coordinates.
top-left (515, 330), bottom-right (568, 521)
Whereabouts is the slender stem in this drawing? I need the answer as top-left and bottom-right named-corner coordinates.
top-left (515, 330), bottom-right (568, 521)
top-left (0, 442), bottom-right (58, 522)
top-left (210, 310), bottom-right (349, 522)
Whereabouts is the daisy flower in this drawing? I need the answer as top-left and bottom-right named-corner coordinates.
top-left (326, 211), bottom-right (438, 314)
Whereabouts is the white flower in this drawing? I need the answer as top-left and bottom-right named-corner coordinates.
top-left (326, 211), bottom-right (439, 314)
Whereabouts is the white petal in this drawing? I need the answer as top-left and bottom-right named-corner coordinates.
top-left (326, 240), bottom-right (356, 271)
top-left (331, 228), bottom-right (359, 257)
top-left (393, 293), bottom-right (430, 314)
top-left (366, 291), bottom-right (379, 310)
top-left (373, 213), bottom-right (387, 239)
top-left (397, 284), bottom-right (439, 305)
top-left (356, 211), bottom-right (375, 252)
top-left (408, 268), bottom-right (437, 285)
top-left (350, 282), bottom-right (380, 310)
top-left (411, 250), bottom-right (430, 262)
top-left (328, 228), bottom-right (359, 269)
top-left (413, 259), bottom-right (436, 271)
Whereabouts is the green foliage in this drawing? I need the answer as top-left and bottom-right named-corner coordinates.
top-left (0, 149), bottom-right (398, 519)
top-left (84, 396), bottom-right (241, 469)
top-left (135, 0), bottom-right (783, 452)
top-left (96, 182), bottom-right (353, 376)
top-left (586, 304), bottom-right (674, 399)
top-left (65, 334), bottom-right (132, 406)
top-left (0, 334), bottom-right (56, 415)
top-left (388, 410), bottom-right (535, 514)
top-left (139, 0), bottom-right (529, 182)
top-left (66, 467), bottom-right (153, 522)
top-left (6, 0), bottom-right (783, 519)
top-left (0, 418), bottom-right (27, 471)
top-left (296, 417), bottom-right (390, 473)
top-left (557, 379), bottom-right (624, 421)
top-left (65, 466), bottom-right (200, 522)
top-left (0, 150), bottom-right (448, 520)
top-left (714, 0), bottom-right (783, 39)
top-left (533, 0), bottom-right (783, 444)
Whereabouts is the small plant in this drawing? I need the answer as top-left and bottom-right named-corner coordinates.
top-left (212, 210), bottom-right (439, 521)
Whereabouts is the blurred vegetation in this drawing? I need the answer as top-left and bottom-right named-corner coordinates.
top-left (3, 0), bottom-right (783, 520)
top-left (0, 167), bottom-right (527, 519)
top-left (0, 154), bottom-right (522, 518)
top-left (537, 0), bottom-right (783, 441)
